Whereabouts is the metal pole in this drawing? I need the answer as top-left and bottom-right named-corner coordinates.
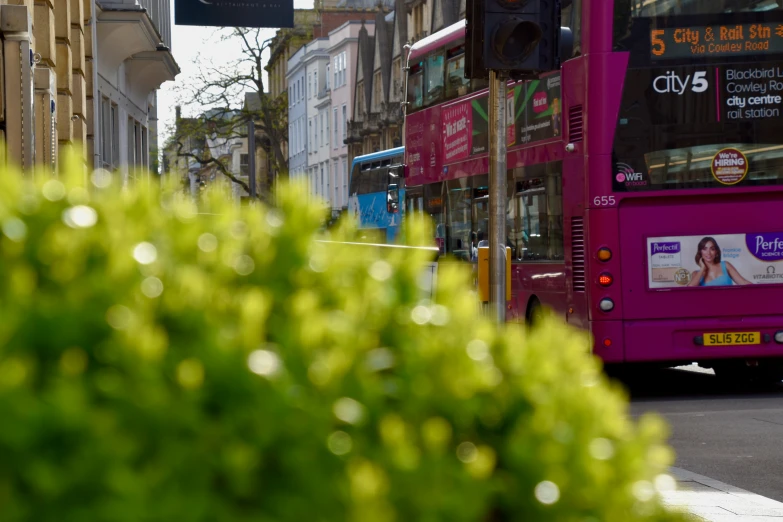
top-left (488, 69), bottom-right (507, 324)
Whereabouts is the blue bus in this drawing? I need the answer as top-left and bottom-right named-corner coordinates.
top-left (348, 147), bottom-right (405, 243)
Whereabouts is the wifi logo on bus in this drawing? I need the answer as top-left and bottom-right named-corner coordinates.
top-left (616, 163), bottom-right (646, 186)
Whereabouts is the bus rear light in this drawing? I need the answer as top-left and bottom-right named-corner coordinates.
top-left (603, 338), bottom-right (612, 348)
top-left (597, 248), bottom-right (612, 262)
top-left (599, 298), bottom-right (614, 312)
top-left (598, 273), bottom-right (613, 287)
top-left (775, 331), bottom-right (783, 344)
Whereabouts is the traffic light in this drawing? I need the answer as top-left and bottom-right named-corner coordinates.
top-left (465, 0), bottom-right (488, 79)
top-left (471, 0), bottom-right (560, 74)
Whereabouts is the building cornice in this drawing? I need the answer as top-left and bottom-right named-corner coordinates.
top-left (328, 36), bottom-right (360, 52)
top-left (124, 49), bottom-right (180, 97)
top-left (96, 7), bottom-right (162, 73)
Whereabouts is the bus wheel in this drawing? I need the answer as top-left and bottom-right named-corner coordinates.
top-left (527, 298), bottom-right (544, 328)
top-left (713, 361), bottom-right (783, 387)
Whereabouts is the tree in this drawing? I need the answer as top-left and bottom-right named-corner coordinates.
top-left (168, 27), bottom-right (290, 200)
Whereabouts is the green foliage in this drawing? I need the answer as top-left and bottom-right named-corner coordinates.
top-left (0, 159), bottom-right (690, 521)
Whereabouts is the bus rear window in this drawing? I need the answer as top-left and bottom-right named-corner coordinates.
top-left (612, 63), bottom-right (783, 192)
top-left (639, 144), bottom-right (783, 190)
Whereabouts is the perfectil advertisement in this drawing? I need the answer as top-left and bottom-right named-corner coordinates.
top-left (647, 232), bottom-right (783, 289)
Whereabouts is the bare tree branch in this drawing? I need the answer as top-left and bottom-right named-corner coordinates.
top-left (165, 24), bottom-right (295, 207)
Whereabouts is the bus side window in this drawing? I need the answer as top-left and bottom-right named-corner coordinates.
top-left (446, 42), bottom-right (469, 100)
top-left (510, 163), bottom-right (564, 261)
top-left (370, 167), bottom-right (388, 193)
top-left (561, 0), bottom-right (582, 57)
top-left (408, 62), bottom-right (424, 111)
top-left (425, 52), bottom-right (445, 107)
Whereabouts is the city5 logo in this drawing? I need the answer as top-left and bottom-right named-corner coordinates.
top-left (652, 71), bottom-right (709, 95)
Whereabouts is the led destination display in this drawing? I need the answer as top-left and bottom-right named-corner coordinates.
top-left (651, 22), bottom-right (783, 60)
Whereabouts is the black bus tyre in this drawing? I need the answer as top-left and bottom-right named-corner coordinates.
top-left (527, 298), bottom-right (544, 329)
top-left (713, 361), bottom-right (783, 388)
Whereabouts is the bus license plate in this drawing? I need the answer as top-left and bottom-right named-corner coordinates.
top-left (703, 332), bottom-right (761, 346)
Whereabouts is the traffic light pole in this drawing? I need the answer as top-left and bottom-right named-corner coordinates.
top-left (488, 69), bottom-right (507, 324)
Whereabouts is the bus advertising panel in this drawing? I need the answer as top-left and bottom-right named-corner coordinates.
top-left (440, 73), bottom-right (562, 165)
top-left (647, 232), bottom-right (783, 289)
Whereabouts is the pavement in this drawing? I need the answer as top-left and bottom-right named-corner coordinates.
top-left (663, 467), bottom-right (783, 521)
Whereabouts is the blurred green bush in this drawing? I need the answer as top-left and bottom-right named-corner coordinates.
top-left (0, 160), bottom-right (690, 522)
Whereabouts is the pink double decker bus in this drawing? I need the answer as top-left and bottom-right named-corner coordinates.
top-left (403, 0), bottom-right (783, 379)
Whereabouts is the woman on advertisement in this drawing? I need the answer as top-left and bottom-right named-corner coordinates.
top-left (688, 237), bottom-right (752, 287)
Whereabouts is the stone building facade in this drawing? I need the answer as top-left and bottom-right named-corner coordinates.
top-left (0, 0), bottom-right (177, 176)
top-left (347, 0), bottom-right (464, 159)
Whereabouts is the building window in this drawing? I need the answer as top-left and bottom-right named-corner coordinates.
top-left (127, 119), bottom-right (135, 169)
top-left (320, 113), bottom-right (324, 146)
top-left (309, 119), bottom-right (313, 152)
top-left (240, 153), bottom-right (249, 176)
top-left (332, 53), bottom-right (347, 88)
top-left (326, 64), bottom-right (330, 90)
top-left (142, 126), bottom-right (148, 171)
top-left (338, 52), bottom-right (346, 87)
top-left (135, 121), bottom-right (142, 170)
top-left (333, 108), bottom-right (338, 149)
top-left (393, 57), bottom-right (402, 99)
top-left (413, 4), bottom-right (424, 38)
top-left (342, 105), bottom-right (347, 140)
top-left (373, 71), bottom-right (382, 110)
top-left (110, 104), bottom-right (119, 169)
top-left (334, 159), bottom-right (340, 205)
top-left (308, 74), bottom-right (312, 98)
top-left (100, 97), bottom-right (110, 167)
top-left (314, 71), bottom-right (318, 93)
top-left (342, 157), bottom-right (347, 204)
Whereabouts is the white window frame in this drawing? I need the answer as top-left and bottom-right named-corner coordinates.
top-left (342, 104), bottom-right (347, 141)
top-left (333, 107), bottom-right (338, 149)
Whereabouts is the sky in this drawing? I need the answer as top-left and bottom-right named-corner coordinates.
top-left (157, 0), bottom-right (315, 145)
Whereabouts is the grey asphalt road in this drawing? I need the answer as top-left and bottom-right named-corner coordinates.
top-left (614, 366), bottom-right (783, 502)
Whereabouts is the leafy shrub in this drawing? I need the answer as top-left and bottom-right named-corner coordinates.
top-left (0, 160), bottom-right (689, 521)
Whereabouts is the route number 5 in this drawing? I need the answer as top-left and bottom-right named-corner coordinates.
top-left (593, 196), bottom-right (616, 206)
top-left (651, 29), bottom-right (665, 56)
